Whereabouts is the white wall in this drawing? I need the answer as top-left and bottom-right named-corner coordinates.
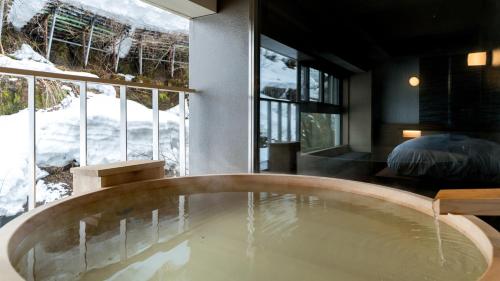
top-left (189, 0), bottom-right (251, 174)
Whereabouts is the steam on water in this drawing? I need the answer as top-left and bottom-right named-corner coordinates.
top-left (15, 191), bottom-right (486, 281)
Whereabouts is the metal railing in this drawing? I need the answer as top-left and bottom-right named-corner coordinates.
top-left (0, 66), bottom-right (196, 211)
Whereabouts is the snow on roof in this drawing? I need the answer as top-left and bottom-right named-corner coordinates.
top-left (7, 0), bottom-right (48, 30)
top-left (62, 0), bottom-right (189, 32)
top-left (8, 0), bottom-right (189, 33)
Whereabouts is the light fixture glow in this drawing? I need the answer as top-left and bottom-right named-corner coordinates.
top-left (492, 49), bottom-right (500, 67)
top-left (402, 130), bottom-right (422, 139)
top-left (467, 52), bottom-right (487, 66)
top-left (409, 76), bottom-right (420, 87)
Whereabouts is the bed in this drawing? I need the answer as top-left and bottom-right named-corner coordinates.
top-left (387, 134), bottom-right (500, 183)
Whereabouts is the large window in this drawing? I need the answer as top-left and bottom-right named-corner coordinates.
top-left (260, 48), bottom-right (298, 101)
top-left (299, 66), bottom-right (343, 152)
top-left (258, 50), bottom-right (345, 171)
top-left (324, 73), bottom-right (340, 105)
top-left (301, 67), bottom-right (340, 105)
top-left (259, 48), bottom-right (299, 171)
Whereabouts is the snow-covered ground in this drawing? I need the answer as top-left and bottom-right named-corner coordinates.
top-left (8, 0), bottom-right (189, 33)
top-left (260, 48), bottom-right (297, 99)
top-left (260, 47), bottom-right (321, 101)
top-left (0, 45), bottom-right (182, 217)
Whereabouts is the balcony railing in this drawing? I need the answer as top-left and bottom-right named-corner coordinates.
top-left (0, 66), bottom-right (196, 211)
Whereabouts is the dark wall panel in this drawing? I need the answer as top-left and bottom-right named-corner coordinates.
top-left (419, 57), bottom-right (450, 126)
top-left (420, 54), bottom-right (500, 130)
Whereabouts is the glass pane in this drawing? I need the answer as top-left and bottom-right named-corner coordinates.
top-left (0, 76), bottom-right (29, 226)
top-left (291, 104), bottom-right (298, 142)
top-left (281, 103), bottom-right (289, 141)
top-left (300, 66), bottom-right (308, 101)
top-left (271, 102), bottom-right (279, 142)
top-left (309, 68), bottom-right (320, 102)
top-left (301, 113), bottom-right (341, 152)
top-left (324, 75), bottom-right (340, 105)
top-left (185, 94), bottom-right (190, 175)
top-left (87, 84), bottom-right (120, 165)
top-left (159, 92), bottom-right (180, 177)
top-left (324, 73), bottom-right (330, 103)
top-left (260, 48), bottom-right (297, 101)
top-left (260, 100), bottom-right (269, 142)
top-left (259, 101), bottom-right (270, 171)
top-left (35, 79), bottom-right (77, 207)
top-left (127, 88), bottom-right (153, 161)
top-left (334, 114), bottom-right (341, 146)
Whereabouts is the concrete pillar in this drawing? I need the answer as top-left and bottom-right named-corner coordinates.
top-left (189, 0), bottom-right (254, 174)
top-left (349, 72), bottom-right (372, 153)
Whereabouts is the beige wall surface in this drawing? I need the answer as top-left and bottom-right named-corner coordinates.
top-left (190, 0), bottom-right (217, 11)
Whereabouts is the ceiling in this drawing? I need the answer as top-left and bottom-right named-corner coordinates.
top-left (261, 0), bottom-right (500, 72)
top-left (141, 0), bottom-right (216, 18)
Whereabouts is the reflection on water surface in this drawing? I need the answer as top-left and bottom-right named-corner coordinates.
top-left (15, 190), bottom-right (487, 281)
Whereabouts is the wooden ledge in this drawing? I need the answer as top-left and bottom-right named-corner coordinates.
top-left (71, 160), bottom-right (165, 177)
top-left (70, 160), bottom-right (165, 194)
top-left (435, 189), bottom-right (500, 216)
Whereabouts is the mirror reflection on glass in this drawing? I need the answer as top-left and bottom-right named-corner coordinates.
top-left (258, 0), bottom-right (500, 198)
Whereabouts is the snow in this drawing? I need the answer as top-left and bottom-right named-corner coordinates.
top-left (36, 181), bottom-right (70, 203)
top-left (117, 36), bottom-right (134, 59)
top-left (8, 0), bottom-right (189, 33)
top-left (10, 44), bottom-right (51, 64)
top-left (0, 45), bottom-right (182, 217)
top-left (118, 74), bottom-right (135, 82)
top-left (1, 44), bottom-right (59, 73)
top-left (1, 44), bottom-right (117, 97)
top-left (260, 48), bottom-right (297, 93)
top-left (7, 0), bottom-right (48, 31)
top-left (63, 0), bottom-right (189, 32)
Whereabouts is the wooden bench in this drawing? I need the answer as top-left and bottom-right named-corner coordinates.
top-left (71, 160), bottom-right (165, 194)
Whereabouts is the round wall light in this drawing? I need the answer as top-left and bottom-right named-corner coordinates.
top-left (409, 76), bottom-right (420, 87)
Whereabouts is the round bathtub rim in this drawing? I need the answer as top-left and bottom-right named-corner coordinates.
top-left (0, 173), bottom-right (498, 281)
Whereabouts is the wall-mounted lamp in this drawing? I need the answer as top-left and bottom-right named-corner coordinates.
top-left (467, 52), bottom-right (487, 66)
top-left (409, 76), bottom-right (420, 87)
top-left (402, 130), bottom-right (422, 139)
top-left (493, 49), bottom-right (500, 67)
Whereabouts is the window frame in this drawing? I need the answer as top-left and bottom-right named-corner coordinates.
top-left (298, 65), bottom-right (345, 151)
top-left (258, 48), bottom-right (301, 144)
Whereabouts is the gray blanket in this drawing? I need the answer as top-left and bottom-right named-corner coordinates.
top-left (387, 134), bottom-right (500, 182)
